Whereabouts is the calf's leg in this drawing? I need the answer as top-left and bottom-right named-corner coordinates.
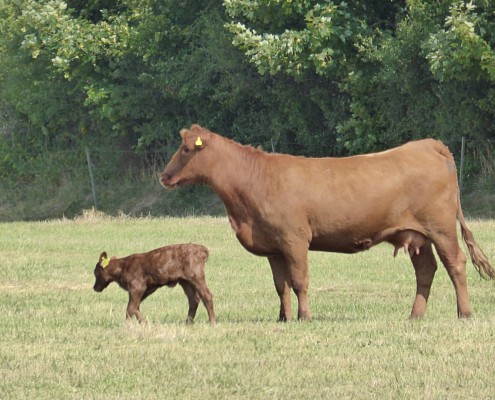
top-left (268, 255), bottom-right (292, 321)
top-left (141, 287), bottom-right (158, 302)
top-left (179, 281), bottom-right (200, 324)
top-left (409, 243), bottom-right (437, 319)
top-left (189, 276), bottom-right (216, 325)
top-left (126, 289), bottom-right (146, 323)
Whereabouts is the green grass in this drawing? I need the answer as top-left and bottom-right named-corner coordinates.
top-left (1, 215), bottom-right (495, 399)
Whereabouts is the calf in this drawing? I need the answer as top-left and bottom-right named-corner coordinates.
top-left (93, 243), bottom-right (216, 325)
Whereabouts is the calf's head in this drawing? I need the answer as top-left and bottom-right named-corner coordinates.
top-left (93, 252), bottom-right (112, 292)
top-left (159, 124), bottom-right (208, 189)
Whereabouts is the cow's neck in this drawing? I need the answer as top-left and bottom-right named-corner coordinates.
top-left (206, 137), bottom-right (267, 234)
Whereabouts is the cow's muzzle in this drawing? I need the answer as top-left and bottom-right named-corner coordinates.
top-left (159, 173), bottom-right (179, 189)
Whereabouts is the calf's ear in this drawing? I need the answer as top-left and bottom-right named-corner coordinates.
top-left (99, 252), bottom-right (110, 268)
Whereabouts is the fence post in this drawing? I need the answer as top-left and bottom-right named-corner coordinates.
top-left (85, 147), bottom-right (99, 209)
top-left (459, 137), bottom-right (465, 196)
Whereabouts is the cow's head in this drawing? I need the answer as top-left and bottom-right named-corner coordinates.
top-left (159, 124), bottom-right (209, 189)
top-left (93, 251), bottom-right (112, 292)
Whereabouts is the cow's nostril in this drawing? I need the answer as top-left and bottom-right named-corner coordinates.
top-left (159, 173), bottom-right (174, 187)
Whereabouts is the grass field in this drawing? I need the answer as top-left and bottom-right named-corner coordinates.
top-left (1, 214), bottom-right (494, 399)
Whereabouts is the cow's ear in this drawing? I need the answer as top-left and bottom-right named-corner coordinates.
top-left (194, 136), bottom-right (203, 149)
top-left (179, 128), bottom-right (189, 140)
top-left (189, 125), bottom-right (205, 149)
top-left (190, 124), bottom-right (204, 133)
top-left (99, 252), bottom-right (107, 261)
top-left (182, 129), bottom-right (206, 151)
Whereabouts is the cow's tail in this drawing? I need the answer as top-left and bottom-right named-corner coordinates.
top-left (457, 189), bottom-right (495, 280)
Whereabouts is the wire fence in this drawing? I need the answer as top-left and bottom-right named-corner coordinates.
top-left (2, 137), bottom-right (493, 220)
top-left (81, 137), bottom-right (495, 214)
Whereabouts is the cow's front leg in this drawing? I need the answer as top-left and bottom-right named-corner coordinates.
top-left (268, 255), bottom-right (292, 321)
top-left (285, 246), bottom-right (311, 321)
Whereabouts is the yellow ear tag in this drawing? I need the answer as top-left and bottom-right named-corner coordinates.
top-left (195, 136), bottom-right (203, 147)
top-left (101, 257), bottom-right (110, 268)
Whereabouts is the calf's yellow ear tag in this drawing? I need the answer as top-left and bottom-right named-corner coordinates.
top-left (195, 136), bottom-right (203, 147)
top-left (101, 256), bottom-right (110, 268)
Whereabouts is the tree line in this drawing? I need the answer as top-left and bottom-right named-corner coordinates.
top-left (0, 0), bottom-right (494, 218)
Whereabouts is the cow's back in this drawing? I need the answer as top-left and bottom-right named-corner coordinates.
top-left (262, 139), bottom-right (459, 252)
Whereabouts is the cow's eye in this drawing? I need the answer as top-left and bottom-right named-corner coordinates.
top-left (183, 147), bottom-right (190, 154)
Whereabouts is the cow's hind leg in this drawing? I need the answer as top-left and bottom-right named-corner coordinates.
top-left (409, 243), bottom-right (437, 319)
top-left (434, 236), bottom-right (471, 318)
top-left (268, 255), bottom-right (292, 321)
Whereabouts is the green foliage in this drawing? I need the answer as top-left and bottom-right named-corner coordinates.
top-left (426, 0), bottom-right (495, 82)
top-left (17, 0), bottom-right (133, 75)
top-left (225, 0), bottom-right (495, 153)
top-left (224, 1), bottom-right (399, 77)
top-left (0, 0), bottom-right (494, 219)
top-left (335, 0), bottom-right (495, 152)
top-left (224, 0), bottom-right (398, 80)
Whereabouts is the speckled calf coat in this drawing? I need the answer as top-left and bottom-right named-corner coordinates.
top-left (93, 243), bottom-right (216, 325)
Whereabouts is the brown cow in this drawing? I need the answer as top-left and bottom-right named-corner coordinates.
top-left (160, 124), bottom-right (494, 320)
top-left (93, 243), bottom-right (216, 325)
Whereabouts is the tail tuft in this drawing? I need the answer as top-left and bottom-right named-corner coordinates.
top-left (461, 224), bottom-right (495, 280)
top-left (455, 170), bottom-right (494, 280)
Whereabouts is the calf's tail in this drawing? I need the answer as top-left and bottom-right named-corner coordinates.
top-left (457, 190), bottom-right (495, 280)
